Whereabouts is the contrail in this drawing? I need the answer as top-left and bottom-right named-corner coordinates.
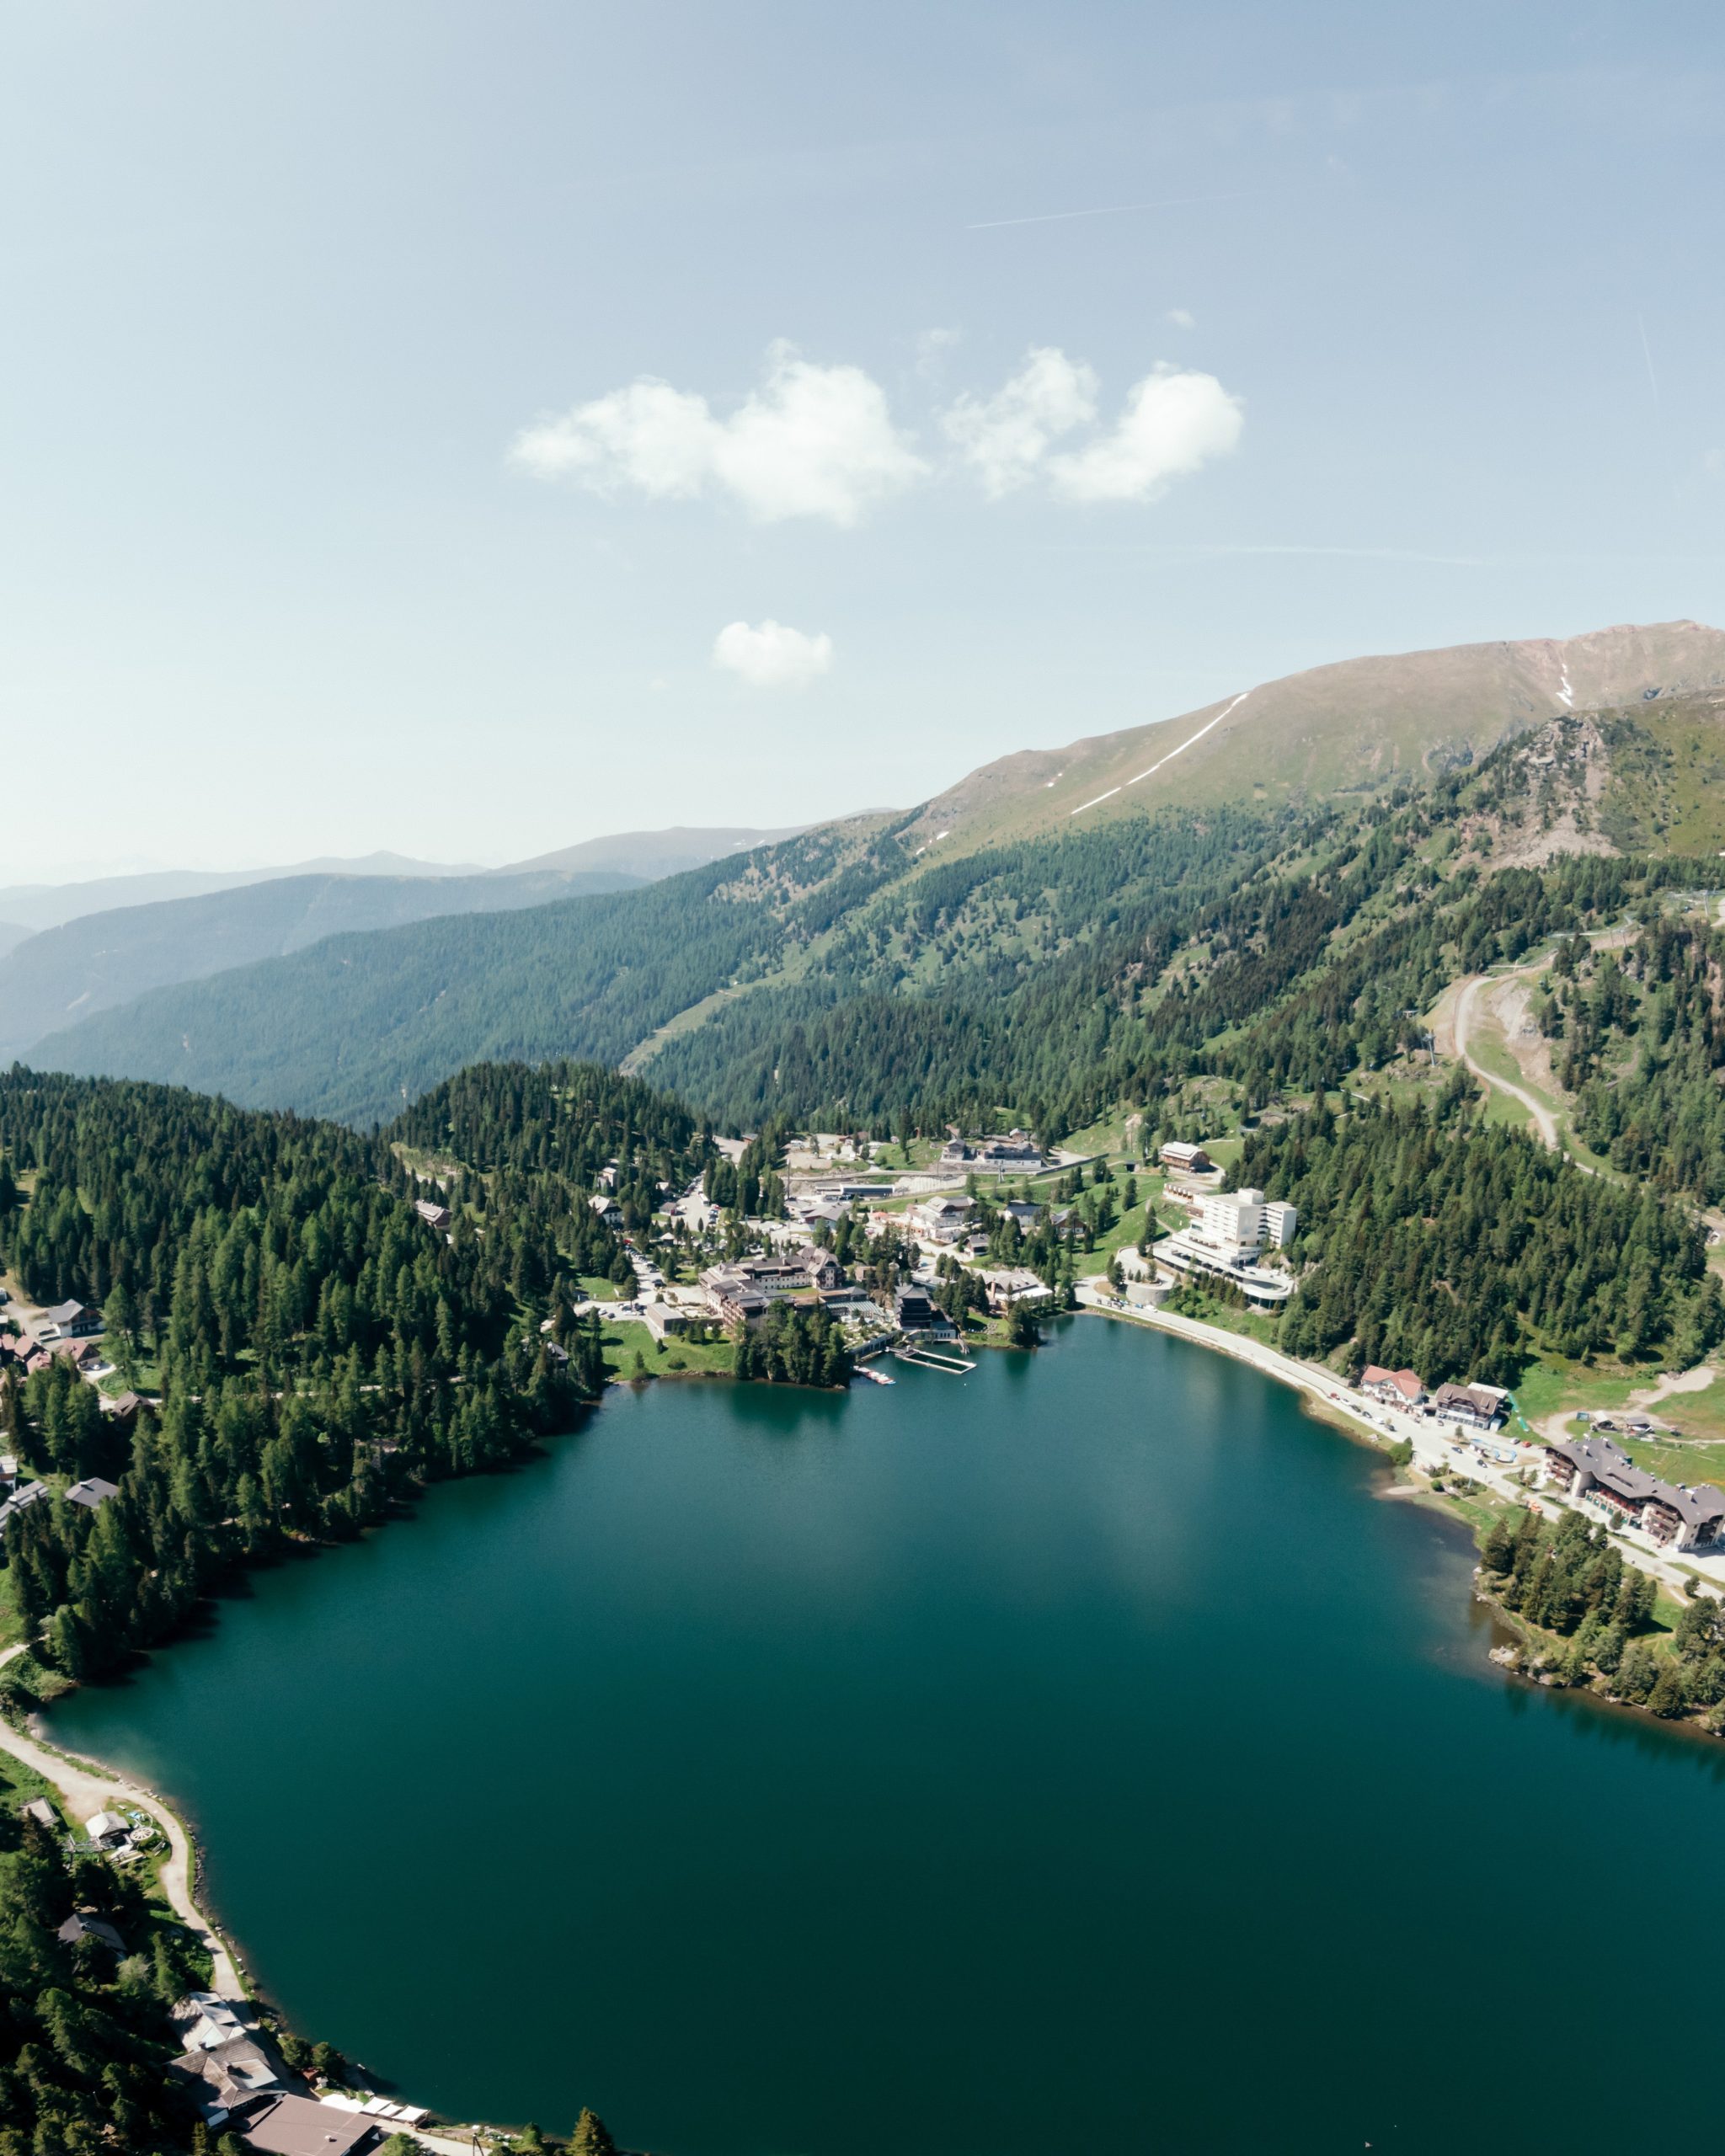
top-left (1070, 691), bottom-right (1252, 816)
top-left (968, 189), bottom-right (1263, 232)
top-left (1637, 312), bottom-right (1660, 414)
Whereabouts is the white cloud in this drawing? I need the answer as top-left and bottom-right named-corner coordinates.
top-left (1166, 307), bottom-right (1196, 329)
top-left (914, 326), bottom-right (964, 380)
top-left (1049, 366), bottom-right (1243, 503)
top-left (510, 342), bottom-right (925, 526)
top-left (712, 619), bottom-right (834, 691)
top-left (941, 347), bottom-right (1098, 496)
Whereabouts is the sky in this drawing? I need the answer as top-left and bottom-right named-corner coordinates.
top-left (3, 1), bottom-right (1723, 881)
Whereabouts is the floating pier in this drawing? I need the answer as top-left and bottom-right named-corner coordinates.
top-left (892, 1345), bottom-right (977, 1374)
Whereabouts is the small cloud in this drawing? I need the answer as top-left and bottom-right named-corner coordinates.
top-left (1166, 307), bottom-right (1196, 330)
top-left (1049, 366), bottom-right (1243, 504)
top-left (649, 676), bottom-right (669, 691)
top-left (915, 327), bottom-right (964, 379)
top-left (712, 619), bottom-right (834, 691)
top-left (510, 342), bottom-right (925, 526)
top-left (941, 347), bottom-right (1098, 495)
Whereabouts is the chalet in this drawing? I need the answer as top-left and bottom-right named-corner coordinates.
top-left (1159, 1140), bottom-right (1213, 1174)
top-left (40, 1300), bottom-right (100, 1339)
top-left (83, 1810), bottom-right (130, 1849)
top-left (413, 1198), bottom-right (452, 1232)
top-left (910, 1193), bottom-right (976, 1244)
top-left (940, 1130), bottom-right (1047, 1173)
top-left (701, 1271), bottom-right (772, 1328)
top-left (1428, 1382), bottom-right (1509, 1431)
top-left (0, 1480), bottom-right (49, 1533)
top-left (227, 2091), bottom-right (382, 2154)
top-left (20, 1797), bottom-right (56, 1830)
top-left (590, 1193), bottom-right (623, 1227)
top-left (66, 1476), bottom-right (120, 1510)
top-left (1542, 1433), bottom-right (1725, 1552)
top-left (168, 2032), bottom-right (286, 2125)
top-left (893, 1284), bottom-right (958, 1339)
top-left (973, 1266), bottom-right (1054, 1315)
top-left (1360, 1365), bottom-right (1426, 1410)
top-left (57, 1912), bottom-right (125, 1953)
top-left (50, 1337), bottom-right (104, 1373)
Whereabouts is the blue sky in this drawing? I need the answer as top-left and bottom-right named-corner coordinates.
top-left (3, 2), bottom-right (1722, 878)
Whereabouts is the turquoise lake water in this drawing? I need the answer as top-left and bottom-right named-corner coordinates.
top-left (51, 1316), bottom-right (1725, 2154)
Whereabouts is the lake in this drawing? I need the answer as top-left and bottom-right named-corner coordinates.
top-left (51, 1315), bottom-right (1725, 2154)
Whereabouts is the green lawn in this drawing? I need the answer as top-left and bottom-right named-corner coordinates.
top-left (600, 1317), bottom-right (736, 1380)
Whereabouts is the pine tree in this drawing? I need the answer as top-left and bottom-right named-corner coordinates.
top-left (570, 2109), bottom-right (617, 2156)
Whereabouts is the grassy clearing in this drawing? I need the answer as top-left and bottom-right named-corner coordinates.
top-left (1513, 1356), bottom-right (1725, 1485)
top-left (600, 1316), bottom-right (736, 1381)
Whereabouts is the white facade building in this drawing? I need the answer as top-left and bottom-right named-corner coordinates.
top-left (1193, 1188), bottom-right (1295, 1259)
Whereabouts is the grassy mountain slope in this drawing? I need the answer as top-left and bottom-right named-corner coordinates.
top-left (895, 619), bottom-right (1725, 856)
top-left (0, 867), bottom-right (643, 1061)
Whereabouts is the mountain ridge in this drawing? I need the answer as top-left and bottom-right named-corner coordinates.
top-left (28, 620), bottom-right (1725, 1128)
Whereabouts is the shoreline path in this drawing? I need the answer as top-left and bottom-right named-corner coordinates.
top-left (1074, 1287), bottom-right (1725, 1598)
top-left (0, 1659), bottom-right (241, 1994)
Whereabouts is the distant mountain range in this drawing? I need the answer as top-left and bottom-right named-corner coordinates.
top-left (0, 867), bottom-right (642, 1063)
top-left (0, 851), bottom-right (483, 935)
top-left (0, 824), bottom-right (802, 1066)
top-left (23, 622), bottom-right (1725, 1126)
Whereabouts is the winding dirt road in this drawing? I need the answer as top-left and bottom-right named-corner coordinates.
top-left (1452, 973), bottom-right (1563, 1149)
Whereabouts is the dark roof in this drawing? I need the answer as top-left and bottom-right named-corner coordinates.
top-left (223, 2090), bottom-right (377, 2154)
top-left (65, 1477), bottom-right (120, 1509)
top-left (57, 1912), bottom-right (125, 1951)
top-left (1431, 1382), bottom-right (1502, 1418)
top-left (1546, 1433), bottom-right (1725, 1529)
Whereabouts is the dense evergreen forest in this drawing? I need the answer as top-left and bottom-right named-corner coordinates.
top-left (0, 1810), bottom-right (212, 2153)
top-left (1236, 1088), bottom-right (1723, 1385)
top-left (31, 821), bottom-right (929, 1126)
top-left (38, 806), bottom-right (1288, 1129)
top-left (652, 781), bottom-right (1712, 1142)
top-left (1482, 1505), bottom-right (1725, 1717)
top-left (1532, 913), bottom-right (1725, 1203)
top-left (0, 1070), bottom-right (628, 1690)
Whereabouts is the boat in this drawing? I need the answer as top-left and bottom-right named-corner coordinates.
top-left (856, 1365), bottom-right (895, 1385)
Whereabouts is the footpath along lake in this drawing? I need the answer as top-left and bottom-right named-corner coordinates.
top-left (51, 1316), bottom-right (1725, 2154)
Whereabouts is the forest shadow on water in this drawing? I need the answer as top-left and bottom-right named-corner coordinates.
top-left (47, 1317), bottom-right (1725, 2156)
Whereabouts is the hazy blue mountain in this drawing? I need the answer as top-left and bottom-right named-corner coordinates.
top-left (494, 824), bottom-right (810, 880)
top-left (0, 867), bottom-right (642, 1062)
top-left (0, 851), bottom-right (482, 934)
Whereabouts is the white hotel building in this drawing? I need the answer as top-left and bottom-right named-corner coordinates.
top-left (1154, 1187), bottom-right (1297, 1307)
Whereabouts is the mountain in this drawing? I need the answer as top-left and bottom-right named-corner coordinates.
top-left (29, 622), bottom-right (1725, 1129)
top-left (496, 824), bottom-right (810, 880)
top-left (0, 851), bottom-right (481, 935)
top-left (896, 618), bottom-right (1725, 854)
top-left (0, 867), bottom-right (642, 1062)
top-left (0, 924), bottom-right (29, 962)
